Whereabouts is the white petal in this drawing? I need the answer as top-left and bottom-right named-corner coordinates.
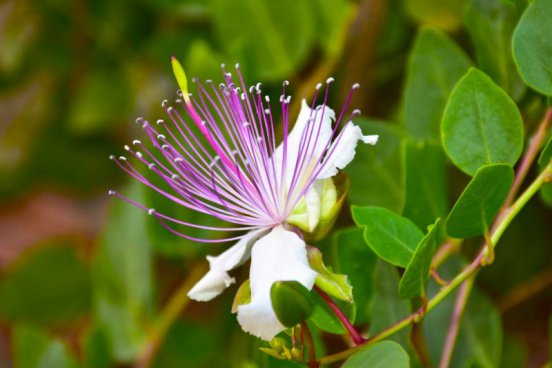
top-left (237, 226), bottom-right (317, 341)
top-left (273, 100), bottom-right (335, 185)
top-left (187, 228), bottom-right (269, 302)
top-left (304, 185), bottom-right (321, 231)
top-left (317, 122), bottom-right (378, 179)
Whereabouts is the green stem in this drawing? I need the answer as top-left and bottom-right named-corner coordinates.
top-left (317, 163), bottom-right (551, 366)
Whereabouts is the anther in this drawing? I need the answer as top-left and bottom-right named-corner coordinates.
top-left (175, 157), bottom-right (183, 163)
top-left (206, 79), bottom-right (213, 84)
top-left (249, 86), bottom-right (256, 93)
top-left (157, 134), bottom-right (166, 140)
top-left (326, 77), bottom-right (335, 84)
top-left (135, 117), bottom-right (144, 124)
top-left (201, 121), bottom-right (207, 126)
top-left (162, 144), bottom-right (169, 150)
top-left (352, 109), bottom-right (361, 115)
top-left (124, 145), bottom-right (130, 151)
top-left (132, 140), bottom-right (142, 145)
top-left (264, 109), bottom-right (270, 114)
top-left (142, 121), bottom-right (149, 128)
top-left (108, 190), bottom-right (116, 195)
top-left (256, 82), bottom-right (262, 91)
top-left (171, 174), bottom-right (180, 180)
top-left (175, 98), bottom-right (182, 104)
top-left (192, 77), bottom-right (198, 83)
top-left (235, 63), bottom-right (240, 69)
top-left (148, 163), bottom-right (156, 170)
top-left (283, 80), bottom-right (289, 86)
top-left (265, 95), bottom-right (270, 102)
top-left (156, 119), bottom-right (164, 125)
top-left (109, 155), bottom-right (115, 160)
top-left (352, 83), bottom-right (360, 90)
top-left (119, 156), bottom-right (127, 161)
top-left (315, 83), bottom-right (323, 90)
top-left (148, 208), bottom-right (155, 215)
top-left (285, 96), bottom-right (291, 104)
top-left (162, 100), bottom-right (168, 108)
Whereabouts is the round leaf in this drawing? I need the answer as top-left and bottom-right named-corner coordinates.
top-left (445, 164), bottom-right (514, 238)
top-left (342, 341), bottom-right (410, 368)
top-left (442, 68), bottom-right (524, 175)
top-left (513, 0), bottom-right (552, 95)
top-left (352, 206), bottom-right (423, 267)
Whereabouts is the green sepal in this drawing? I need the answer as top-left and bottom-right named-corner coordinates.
top-left (170, 55), bottom-right (190, 103)
top-left (231, 280), bottom-right (251, 313)
top-left (307, 246), bottom-right (353, 303)
top-left (270, 281), bottom-right (314, 328)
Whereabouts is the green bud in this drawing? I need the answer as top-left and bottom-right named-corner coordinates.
top-left (307, 246), bottom-right (354, 302)
top-left (270, 281), bottom-right (314, 327)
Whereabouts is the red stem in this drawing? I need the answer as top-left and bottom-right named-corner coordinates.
top-left (315, 287), bottom-right (365, 345)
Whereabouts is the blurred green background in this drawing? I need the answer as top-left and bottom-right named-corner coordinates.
top-left (0, 0), bottom-right (550, 367)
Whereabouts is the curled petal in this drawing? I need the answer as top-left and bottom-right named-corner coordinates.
top-left (237, 226), bottom-right (317, 341)
top-left (317, 122), bottom-right (378, 179)
top-left (188, 228), bottom-right (269, 301)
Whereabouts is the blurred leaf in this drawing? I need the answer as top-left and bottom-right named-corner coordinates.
top-left (307, 246), bottom-right (353, 302)
top-left (0, 245), bottom-right (90, 326)
top-left (345, 119), bottom-right (405, 212)
top-left (310, 291), bottom-right (356, 334)
top-left (402, 139), bottom-right (448, 234)
top-left (442, 68), bottom-right (524, 175)
top-left (342, 341), bottom-right (409, 368)
top-left (403, 27), bottom-right (471, 141)
top-left (312, 0), bottom-right (354, 57)
top-left (465, 0), bottom-right (526, 100)
top-left (210, 0), bottom-right (315, 82)
top-left (68, 69), bottom-right (131, 135)
top-left (185, 40), bottom-right (227, 82)
top-left (92, 181), bottom-right (153, 363)
top-left (352, 206), bottom-right (423, 267)
top-left (424, 257), bottom-right (503, 367)
top-left (500, 334), bottom-right (527, 368)
top-left (538, 136), bottom-right (552, 206)
top-left (369, 261), bottom-right (412, 347)
top-left (13, 324), bottom-right (78, 368)
top-left (512, 0), bottom-right (552, 95)
top-left (445, 164), bottom-right (513, 238)
top-left (153, 320), bottom-right (224, 368)
top-left (398, 218), bottom-right (441, 298)
top-left (331, 228), bottom-right (377, 324)
top-left (405, 0), bottom-right (468, 30)
top-left (83, 326), bottom-right (111, 368)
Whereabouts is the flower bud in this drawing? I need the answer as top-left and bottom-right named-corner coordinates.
top-left (270, 281), bottom-right (314, 327)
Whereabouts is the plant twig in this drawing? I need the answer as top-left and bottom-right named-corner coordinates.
top-left (316, 162), bottom-right (551, 365)
top-left (300, 321), bottom-right (318, 368)
top-left (438, 277), bottom-right (475, 368)
top-left (314, 287), bottom-right (364, 345)
top-left (503, 107), bottom-right (552, 208)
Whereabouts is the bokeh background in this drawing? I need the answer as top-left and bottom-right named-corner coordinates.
top-left (0, 0), bottom-right (550, 367)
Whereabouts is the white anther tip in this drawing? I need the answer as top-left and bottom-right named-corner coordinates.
top-left (148, 208), bottom-right (155, 215)
top-left (235, 63), bottom-right (240, 69)
top-left (315, 83), bottom-right (323, 90)
top-left (283, 80), bottom-right (289, 86)
top-left (156, 119), bottom-right (164, 125)
top-left (326, 77), bottom-right (335, 84)
top-left (352, 83), bottom-right (360, 90)
top-left (132, 140), bottom-right (142, 145)
top-left (109, 155), bottom-right (115, 160)
top-left (108, 190), bottom-right (116, 195)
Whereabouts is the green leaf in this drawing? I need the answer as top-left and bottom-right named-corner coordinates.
top-left (0, 245), bottom-right (90, 326)
top-left (210, 0), bottom-right (315, 82)
top-left (92, 181), bottom-right (153, 363)
top-left (352, 206), bottom-right (423, 267)
top-left (342, 341), bottom-right (409, 368)
top-left (500, 335), bottom-right (528, 368)
top-left (345, 119), bottom-right (405, 213)
top-left (331, 228), bottom-right (378, 324)
top-left (403, 139), bottom-right (448, 234)
top-left (423, 257), bottom-right (503, 367)
top-left (398, 218), bottom-right (441, 298)
top-left (446, 164), bottom-right (514, 238)
top-left (513, 0), bottom-right (552, 95)
top-left (538, 136), bottom-right (552, 206)
top-left (310, 291), bottom-right (356, 334)
top-left (369, 262), bottom-right (412, 347)
top-left (442, 68), bottom-right (524, 175)
top-left (403, 27), bottom-right (471, 141)
top-left (307, 246), bottom-right (353, 302)
top-left (270, 281), bottom-right (314, 328)
top-left (83, 327), bottom-right (111, 368)
top-left (313, 0), bottom-right (354, 57)
top-left (13, 324), bottom-right (78, 368)
top-left (465, 0), bottom-right (525, 100)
